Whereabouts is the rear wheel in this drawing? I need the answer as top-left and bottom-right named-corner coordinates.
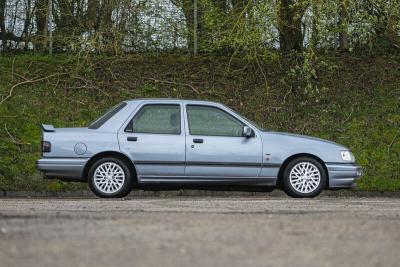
top-left (282, 157), bottom-right (327, 198)
top-left (88, 157), bottom-right (132, 198)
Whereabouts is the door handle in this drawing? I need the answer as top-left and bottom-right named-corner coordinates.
top-left (193, 138), bottom-right (203, 143)
top-left (127, 137), bottom-right (138, 142)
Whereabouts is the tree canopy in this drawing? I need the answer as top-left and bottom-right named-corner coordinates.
top-left (0, 0), bottom-right (399, 55)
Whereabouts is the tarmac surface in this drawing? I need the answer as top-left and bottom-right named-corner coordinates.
top-left (0, 196), bottom-right (399, 267)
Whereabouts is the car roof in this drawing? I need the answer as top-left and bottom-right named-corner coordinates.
top-left (125, 98), bottom-right (221, 105)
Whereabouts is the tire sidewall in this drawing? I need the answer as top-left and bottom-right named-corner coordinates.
top-left (283, 157), bottom-right (327, 198)
top-left (88, 157), bottom-right (132, 198)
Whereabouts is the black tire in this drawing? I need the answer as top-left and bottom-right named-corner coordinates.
top-left (88, 157), bottom-right (133, 198)
top-left (282, 157), bottom-right (327, 198)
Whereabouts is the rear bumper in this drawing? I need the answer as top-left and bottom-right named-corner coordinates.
top-left (326, 162), bottom-right (362, 188)
top-left (36, 158), bottom-right (89, 180)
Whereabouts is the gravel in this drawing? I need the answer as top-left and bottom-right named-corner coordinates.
top-left (0, 197), bottom-right (399, 267)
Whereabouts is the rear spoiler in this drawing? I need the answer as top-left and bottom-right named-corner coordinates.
top-left (41, 124), bottom-right (56, 132)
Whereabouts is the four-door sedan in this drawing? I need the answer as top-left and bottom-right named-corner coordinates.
top-left (36, 99), bottom-right (362, 198)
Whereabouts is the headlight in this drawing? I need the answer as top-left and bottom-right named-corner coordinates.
top-left (341, 150), bottom-right (355, 162)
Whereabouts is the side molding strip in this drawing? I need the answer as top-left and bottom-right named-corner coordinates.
top-left (134, 161), bottom-right (281, 168)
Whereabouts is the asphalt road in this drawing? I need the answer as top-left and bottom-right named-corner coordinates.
top-left (0, 197), bottom-right (399, 267)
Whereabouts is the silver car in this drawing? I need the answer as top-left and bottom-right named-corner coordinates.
top-left (36, 99), bottom-right (362, 198)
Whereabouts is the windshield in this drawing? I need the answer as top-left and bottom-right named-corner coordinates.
top-left (88, 102), bottom-right (127, 129)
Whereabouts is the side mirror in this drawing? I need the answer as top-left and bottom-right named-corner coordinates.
top-left (243, 126), bottom-right (255, 138)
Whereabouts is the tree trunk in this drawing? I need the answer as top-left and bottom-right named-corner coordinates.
top-left (278, 0), bottom-right (306, 53)
top-left (54, 0), bottom-right (76, 50)
top-left (310, 0), bottom-right (320, 49)
top-left (176, 0), bottom-right (207, 54)
top-left (338, 0), bottom-right (349, 51)
top-left (181, 0), bottom-right (195, 53)
top-left (21, 0), bottom-right (33, 50)
top-left (35, 0), bottom-right (48, 50)
top-left (99, 0), bottom-right (116, 53)
top-left (0, 0), bottom-right (6, 51)
top-left (86, 0), bottom-right (99, 31)
top-left (0, 0), bottom-right (20, 51)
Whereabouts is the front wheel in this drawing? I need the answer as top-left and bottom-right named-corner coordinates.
top-left (88, 157), bottom-right (132, 198)
top-left (282, 157), bottom-right (327, 198)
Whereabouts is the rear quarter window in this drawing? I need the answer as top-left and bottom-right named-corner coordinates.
top-left (88, 102), bottom-right (127, 129)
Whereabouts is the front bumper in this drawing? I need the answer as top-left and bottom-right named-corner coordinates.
top-left (36, 157), bottom-right (89, 180)
top-left (326, 162), bottom-right (362, 188)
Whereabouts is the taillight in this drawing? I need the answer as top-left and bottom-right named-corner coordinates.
top-left (42, 141), bottom-right (51, 152)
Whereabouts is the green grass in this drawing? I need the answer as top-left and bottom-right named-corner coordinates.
top-left (0, 54), bottom-right (399, 191)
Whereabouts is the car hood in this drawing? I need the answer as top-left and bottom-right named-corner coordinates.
top-left (262, 131), bottom-right (347, 149)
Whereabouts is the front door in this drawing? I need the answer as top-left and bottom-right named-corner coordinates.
top-left (184, 105), bottom-right (263, 179)
top-left (118, 103), bottom-right (185, 181)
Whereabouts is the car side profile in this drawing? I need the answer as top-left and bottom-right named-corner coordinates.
top-left (36, 99), bottom-right (362, 198)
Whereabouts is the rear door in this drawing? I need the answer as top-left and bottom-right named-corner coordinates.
top-left (118, 103), bottom-right (186, 181)
top-left (184, 104), bottom-right (263, 179)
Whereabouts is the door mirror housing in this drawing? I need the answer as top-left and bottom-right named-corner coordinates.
top-left (243, 126), bottom-right (255, 138)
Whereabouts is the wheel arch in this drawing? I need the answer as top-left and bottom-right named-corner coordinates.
top-left (83, 151), bottom-right (137, 182)
top-left (277, 153), bottom-right (329, 188)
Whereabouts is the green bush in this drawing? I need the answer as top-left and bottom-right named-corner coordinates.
top-left (0, 54), bottom-right (398, 191)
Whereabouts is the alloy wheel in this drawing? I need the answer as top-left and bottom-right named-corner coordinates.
top-left (289, 162), bottom-right (321, 194)
top-left (93, 162), bottom-right (126, 194)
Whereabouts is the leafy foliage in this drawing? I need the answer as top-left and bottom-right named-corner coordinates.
top-left (0, 54), bottom-right (399, 191)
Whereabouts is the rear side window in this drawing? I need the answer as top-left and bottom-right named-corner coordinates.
top-left (88, 102), bottom-right (127, 129)
top-left (126, 104), bottom-right (181, 134)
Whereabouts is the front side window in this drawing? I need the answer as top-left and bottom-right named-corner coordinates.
top-left (127, 104), bottom-right (181, 134)
top-left (187, 105), bottom-right (244, 137)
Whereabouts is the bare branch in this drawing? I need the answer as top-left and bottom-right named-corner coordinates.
top-left (4, 124), bottom-right (31, 147)
top-left (0, 73), bottom-right (64, 105)
top-left (142, 76), bottom-right (200, 94)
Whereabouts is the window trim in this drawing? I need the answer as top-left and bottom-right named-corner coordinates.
top-left (186, 104), bottom-right (247, 137)
top-left (125, 103), bottom-right (182, 135)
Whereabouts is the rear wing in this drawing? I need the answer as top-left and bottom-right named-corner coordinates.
top-left (41, 124), bottom-right (56, 132)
